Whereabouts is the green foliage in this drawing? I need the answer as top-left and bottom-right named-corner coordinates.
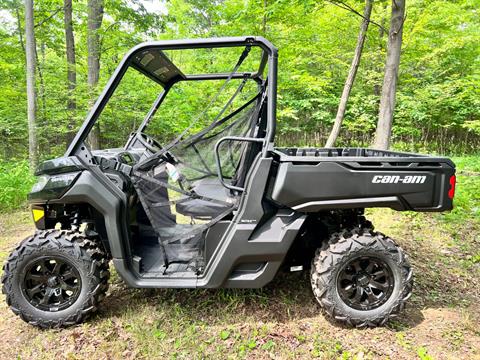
top-left (219, 330), bottom-right (230, 340)
top-left (452, 155), bottom-right (480, 173)
top-left (417, 346), bottom-right (434, 360)
top-left (0, 0), bottom-right (477, 211)
top-left (0, 0), bottom-right (479, 164)
top-left (441, 156), bottom-right (480, 224)
top-left (0, 160), bottom-right (35, 212)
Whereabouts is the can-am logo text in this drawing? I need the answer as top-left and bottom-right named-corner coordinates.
top-left (372, 175), bottom-right (427, 184)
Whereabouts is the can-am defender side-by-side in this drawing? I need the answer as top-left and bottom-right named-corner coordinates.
top-left (2, 37), bottom-right (456, 328)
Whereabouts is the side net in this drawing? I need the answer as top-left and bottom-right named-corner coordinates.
top-left (131, 90), bottom-right (264, 268)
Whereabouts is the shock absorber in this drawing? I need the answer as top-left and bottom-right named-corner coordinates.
top-left (70, 208), bottom-right (81, 231)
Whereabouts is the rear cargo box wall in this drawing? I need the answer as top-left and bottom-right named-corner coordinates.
top-left (270, 161), bottom-right (452, 212)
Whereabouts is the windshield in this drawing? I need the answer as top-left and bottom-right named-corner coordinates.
top-left (87, 67), bottom-right (163, 150)
top-left (85, 44), bottom-right (267, 152)
top-left (144, 78), bottom-right (259, 144)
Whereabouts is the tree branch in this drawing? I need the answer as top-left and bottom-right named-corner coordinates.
top-left (34, 6), bottom-right (64, 28)
top-left (325, 0), bottom-right (388, 33)
top-left (99, 21), bottom-right (118, 56)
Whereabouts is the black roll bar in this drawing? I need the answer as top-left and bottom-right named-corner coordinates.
top-left (65, 36), bottom-right (278, 157)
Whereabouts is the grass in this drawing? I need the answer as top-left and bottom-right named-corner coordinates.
top-left (0, 156), bottom-right (479, 359)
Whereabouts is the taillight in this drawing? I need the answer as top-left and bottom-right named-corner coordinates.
top-left (448, 175), bottom-right (456, 199)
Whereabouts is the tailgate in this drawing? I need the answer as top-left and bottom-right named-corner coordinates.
top-left (269, 149), bottom-right (456, 212)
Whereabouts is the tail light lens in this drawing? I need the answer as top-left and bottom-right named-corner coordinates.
top-left (448, 175), bottom-right (456, 199)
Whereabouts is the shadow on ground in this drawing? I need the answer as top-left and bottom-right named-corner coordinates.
top-left (94, 211), bottom-right (480, 334)
top-left (95, 254), bottom-right (478, 332)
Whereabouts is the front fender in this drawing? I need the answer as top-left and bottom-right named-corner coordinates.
top-left (49, 170), bottom-right (128, 260)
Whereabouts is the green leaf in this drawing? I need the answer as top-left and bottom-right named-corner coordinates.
top-left (220, 330), bottom-right (230, 340)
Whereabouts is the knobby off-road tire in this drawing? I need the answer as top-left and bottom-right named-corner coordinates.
top-left (1, 230), bottom-right (109, 328)
top-left (310, 228), bottom-right (413, 327)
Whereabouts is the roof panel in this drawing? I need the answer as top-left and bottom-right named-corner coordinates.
top-left (130, 49), bottom-right (186, 86)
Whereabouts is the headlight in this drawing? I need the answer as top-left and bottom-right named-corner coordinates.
top-left (46, 173), bottom-right (79, 189)
top-left (31, 175), bottom-right (49, 193)
top-left (29, 172), bottom-right (81, 202)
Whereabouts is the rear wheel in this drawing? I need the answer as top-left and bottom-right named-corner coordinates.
top-left (310, 228), bottom-right (413, 327)
top-left (2, 230), bottom-right (109, 328)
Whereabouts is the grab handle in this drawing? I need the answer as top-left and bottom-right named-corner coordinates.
top-left (214, 136), bottom-right (265, 192)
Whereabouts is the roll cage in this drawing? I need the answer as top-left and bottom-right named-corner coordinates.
top-left (65, 36), bottom-right (279, 159)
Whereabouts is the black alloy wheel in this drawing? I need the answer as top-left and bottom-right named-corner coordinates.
top-left (23, 256), bottom-right (82, 312)
top-left (310, 228), bottom-right (413, 327)
top-left (337, 256), bottom-right (394, 310)
top-left (2, 230), bottom-right (109, 328)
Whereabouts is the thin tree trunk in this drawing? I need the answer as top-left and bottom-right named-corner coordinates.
top-left (15, 6), bottom-right (25, 52)
top-left (373, 0), bottom-right (406, 150)
top-left (64, 0), bottom-right (77, 144)
top-left (64, 0), bottom-right (76, 112)
top-left (35, 43), bottom-right (46, 122)
top-left (25, 0), bottom-right (38, 170)
top-left (374, 1), bottom-right (387, 96)
top-left (87, 0), bottom-right (103, 149)
top-left (325, 0), bottom-right (373, 148)
top-left (263, 0), bottom-right (267, 35)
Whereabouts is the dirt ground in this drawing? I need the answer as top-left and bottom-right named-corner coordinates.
top-left (0, 209), bottom-right (479, 359)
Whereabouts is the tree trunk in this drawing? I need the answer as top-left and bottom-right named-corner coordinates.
top-left (25, 0), bottom-right (38, 170)
top-left (36, 43), bottom-right (46, 123)
top-left (263, 0), bottom-right (267, 35)
top-left (14, 6), bottom-right (25, 52)
top-left (64, 0), bottom-right (77, 144)
top-left (64, 0), bottom-right (76, 113)
top-left (325, 0), bottom-right (373, 148)
top-left (374, 1), bottom-right (387, 96)
top-left (373, 0), bottom-right (406, 150)
top-left (87, 0), bottom-right (103, 149)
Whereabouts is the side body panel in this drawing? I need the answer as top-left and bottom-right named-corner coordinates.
top-left (198, 157), bottom-right (305, 288)
top-left (107, 157), bottom-right (306, 288)
top-left (270, 149), bottom-right (455, 212)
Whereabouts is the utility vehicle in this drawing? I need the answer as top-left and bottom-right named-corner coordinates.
top-left (2, 37), bottom-right (456, 328)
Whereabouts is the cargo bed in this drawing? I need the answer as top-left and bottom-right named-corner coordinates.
top-left (269, 147), bottom-right (456, 212)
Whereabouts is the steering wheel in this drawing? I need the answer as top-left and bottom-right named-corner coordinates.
top-left (136, 132), bottom-right (177, 164)
top-left (136, 132), bottom-right (162, 153)
top-left (134, 133), bottom-right (192, 190)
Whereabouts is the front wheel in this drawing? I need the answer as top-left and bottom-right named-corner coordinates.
top-left (310, 228), bottom-right (413, 327)
top-left (1, 230), bottom-right (109, 328)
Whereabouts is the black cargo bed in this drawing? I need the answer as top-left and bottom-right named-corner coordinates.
top-left (270, 147), bottom-right (456, 213)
